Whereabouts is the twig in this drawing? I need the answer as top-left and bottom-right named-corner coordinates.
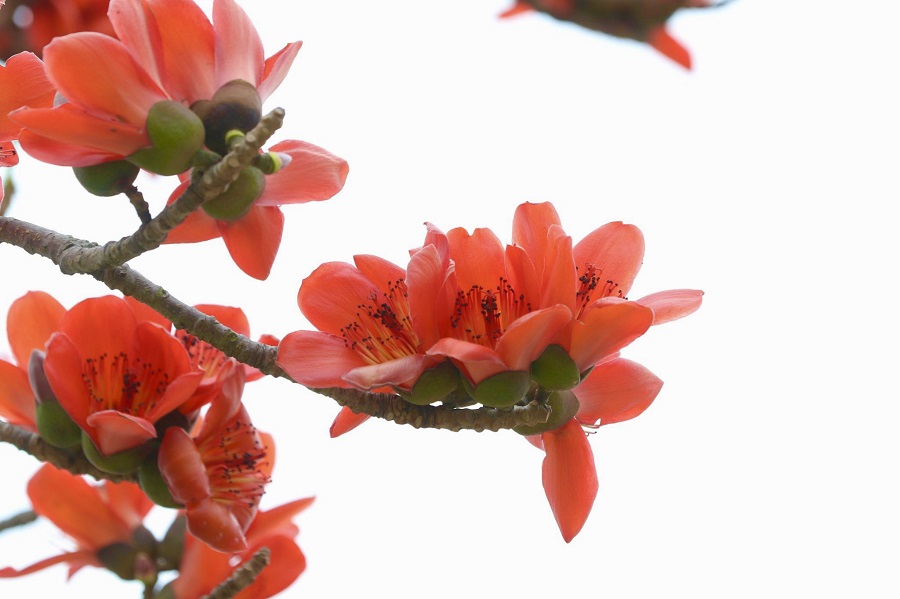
top-left (202, 547), bottom-right (271, 599)
top-left (0, 509), bottom-right (37, 533)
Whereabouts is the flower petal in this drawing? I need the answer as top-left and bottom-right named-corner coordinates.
top-left (569, 300), bottom-right (653, 370)
top-left (330, 407), bottom-right (370, 438)
top-left (219, 205), bottom-right (285, 280)
top-left (59, 296), bottom-right (137, 358)
top-left (257, 140), bottom-right (349, 206)
top-left (647, 27), bottom-right (691, 70)
top-left (43, 333), bottom-right (92, 431)
top-left (6, 290), bottom-right (65, 367)
top-left (258, 42), bottom-right (303, 102)
top-left (494, 304), bottom-right (572, 371)
top-left (573, 221), bottom-right (645, 298)
top-left (511, 201), bottom-right (562, 267)
top-left (85, 410), bottom-right (157, 455)
top-left (446, 226), bottom-right (505, 291)
top-left (186, 498), bottom-right (248, 553)
top-left (342, 354), bottom-right (431, 390)
top-left (159, 427), bottom-right (210, 504)
top-left (0, 52), bottom-right (56, 140)
top-left (636, 289), bottom-right (704, 325)
top-left (15, 129), bottom-right (126, 167)
top-left (0, 360), bottom-right (36, 431)
top-left (297, 262), bottom-right (379, 333)
top-left (575, 358), bottom-right (663, 426)
top-left (541, 418), bottom-right (598, 543)
top-left (277, 330), bottom-right (370, 387)
top-left (213, 0), bottom-right (265, 87)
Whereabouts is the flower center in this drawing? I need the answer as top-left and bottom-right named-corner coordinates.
top-left (450, 277), bottom-right (532, 348)
top-left (178, 332), bottom-right (229, 380)
top-left (82, 352), bottom-right (169, 417)
top-left (340, 278), bottom-right (418, 364)
top-left (575, 263), bottom-right (625, 317)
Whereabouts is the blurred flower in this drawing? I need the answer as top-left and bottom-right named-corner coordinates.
top-left (42, 295), bottom-right (202, 456)
top-left (158, 393), bottom-right (271, 553)
top-left (0, 290), bottom-right (66, 431)
top-left (8, 0), bottom-right (302, 168)
top-left (0, 0), bottom-right (114, 59)
top-left (163, 139), bottom-right (349, 280)
top-left (500, 0), bottom-right (714, 69)
top-left (169, 497), bottom-right (314, 598)
top-left (0, 463), bottom-right (155, 580)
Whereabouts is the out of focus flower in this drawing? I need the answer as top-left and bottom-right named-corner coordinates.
top-left (0, 464), bottom-right (155, 580)
top-left (500, 0), bottom-right (715, 69)
top-left (42, 295), bottom-right (202, 457)
top-left (164, 140), bottom-right (349, 280)
top-left (157, 393), bottom-right (271, 553)
top-left (0, 290), bottom-right (65, 431)
top-left (0, 0), bottom-right (114, 59)
top-left (168, 497), bottom-right (314, 598)
top-left (8, 0), bottom-right (302, 169)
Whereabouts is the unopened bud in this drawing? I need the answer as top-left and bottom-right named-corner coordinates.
top-left (192, 79), bottom-right (262, 154)
top-left (530, 344), bottom-right (581, 391)
top-left (514, 389), bottom-right (580, 436)
top-left (201, 165), bottom-right (265, 221)
top-left (469, 370), bottom-right (532, 408)
top-left (127, 100), bottom-right (205, 176)
top-left (403, 361), bottom-right (459, 406)
top-left (72, 160), bottom-right (139, 197)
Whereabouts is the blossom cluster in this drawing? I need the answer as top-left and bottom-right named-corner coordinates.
top-left (278, 201), bottom-right (702, 541)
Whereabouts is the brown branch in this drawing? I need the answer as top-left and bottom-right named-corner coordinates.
top-left (202, 547), bottom-right (271, 599)
top-left (0, 421), bottom-right (137, 483)
top-left (0, 509), bottom-right (37, 533)
top-left (54, 108), bottom-right (285, 275)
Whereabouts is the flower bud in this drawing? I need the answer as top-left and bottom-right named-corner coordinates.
top-left (191, 79), bottom-right (262, 154)
top-left (29, 350), bottom-right (81, 448)
top-left (81, 431), bottom-right (149, 475)
top-left (402, 360), bottom-right (460, 406)
top-left (158, 514), bottom-right (186, 571)
top-left (530, 344), bottom-right (581, 391)
top-left (72, 160), bottom-right (140, 197)
top-left (127, 100), bottom-right (205, 176)
top-left (201, 165), bottom-right (265, 221)
top-left (469, 370), bottom-right (532, 408)
top-left (139, 453), bottom-right (183, 509)
top-left (513, 390), bottom-right (581, 436)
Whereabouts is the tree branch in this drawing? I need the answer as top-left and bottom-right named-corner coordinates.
top-left (0, 510), bottom-right (37, 533)
top-left (203, 547), bottom-right (270, 599)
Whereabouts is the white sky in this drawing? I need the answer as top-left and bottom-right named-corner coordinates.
top-left (2, 0), bottom-right (899, 597)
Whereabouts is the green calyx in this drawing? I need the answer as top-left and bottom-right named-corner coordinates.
top-left (513, 389), bottom-right (581, 436)
top-left (201, 165), bottom-right (266, 221)
top-left (469, 370), bottom-right (532, 408)
top-left (530, 344), bottom-right (581, 391)
top-left (72, 160), bottom-right (140, 197)
top-left (81, 432), bottom-right (149, 475)
top-left (191, 79), bottom-right (262, 155)
top-left (402, 361), bottom-right (460, 406)
top-left (138, 453), bottom-right (183, 509)
top-left (29, 350), bottom-right (81, 448)
top-left (127, 100), bottom-right (205, 176)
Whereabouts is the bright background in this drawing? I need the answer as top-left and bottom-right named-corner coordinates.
top-left (2, 0), bottom-right (899, 597)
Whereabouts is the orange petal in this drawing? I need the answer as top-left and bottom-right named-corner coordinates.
top-left (193, 304), bottom-right (251, 337)
top-left (494, 305), bottom-right (572, 371)
top-left (647, 27), bottom-right (692, 70)
top-left (446, 226), bottom-right (505, 291)
top-left (511, 201), bottom-right (562, 268)
top-left (43, 33), bottom-right (167, 125)
top-left (498, 3), bottom-right (533, 18)
top-left (574, 358), bottom-right (663, 426)
top-left (541, 419), bottom-right (598, 543)
top-left (7, 290), bottom-right (65, 367)
top-left (245, 497), bottom-right (315, 542)
top-left (259, 140), bottom-right (349, 206)
top-left (572, 222), bottom-right (645, 298)
top-left (103, 481), bottom-right (156, 528)
top-left (164, 189), bottom-right (222, 243)
top-left (213, 0), bottom-right (265, 87)
top-left (343, 354), bottom-right (430, 390)
top-left (108, 0), bottom-right (164, 88)
top-left (353, 254), bottom-right (406, 290)
top-left (186, 498), bottom-right (248, 553)
top-left (85, 410), bottom-right (157, 455)
top-left (636, 289), bottom-right (704, 325)
top-left (0, 360), bottom-right (36, 431)
top-left (0, 52), bottom-right (55, 140)
top-left (330, 407), bottom-right (370, 438)
top-left (277, 330), bottom-right (370, 387)
top-left (14, 129), bottom-right (126, 167)
top-left (59, 296), bottom-right (137, 358)
top-left (569, 300), bottom-right (653, 370)
top-left (159, 427), bottom-right (210, 504)
top-left (43, 333), bottom-right (92, 430)
top-left (237, 535), bottom-right (306, 599)
top-left (0, 550), bottom-right (96, 578)
top-left (124, 296), bottom-right (171, 329)
top-left (27, 464), bottom-right (135, 549)
top-left (408, 245), bottom-right (455, 348)
top-left (296, 261), bottom-right (381, 334)
top-left (259, 42), bottom-right (303, 102)
top-left (219, 205), bottom-right (284, 280)
top-left (539, 225), bottom-right (576, 311)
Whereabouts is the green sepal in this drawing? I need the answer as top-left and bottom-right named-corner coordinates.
top-left (514, 390), bottom-right (581, 436)
top-left (72, 160), bottom-right (140, 197)
top-left (201, 165), bottom-right (265, 221)
top-left (139, 452), bottom-right (183, 509)
top-left (29, 350), bottom-right (82, 448)
top-left (127, 100), bottom-right (205, 176)
top-left (402, 361), bottom-right (460, 406)
top-left (469, 370), bottom-right (532, 408)
top-left (530, 344), bottom-right (581, 391)
top-left (81, 431), bottom-right (149, 475)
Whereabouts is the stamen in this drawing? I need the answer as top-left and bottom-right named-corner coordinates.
top-left (449, 277), bottom-right (532, 347)
top-left (339, 278), bottom-right (418, 364)
top-left (81, 352), bottom-right (169, 417)
top-left (576, 263), bottom-right (625, 317)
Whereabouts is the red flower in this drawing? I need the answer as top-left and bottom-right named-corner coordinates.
top-left (170, 497), bottom-right (314, 598)
top-left (42, 295), bottom-right (202, 456)
top-left (163, 139), bottom-right (349, 280)
top-left (0, 290), bottom-right (66, 431)
top-left (0, 0), bottom-right (115, 59)
top-left (157, 394), bottom-right (271, 553)
top-left (0, 463), bottom-right (154, 579)
top-left (8, 0), bottom-right (302, 167)
top-left (500, 0), bottom-right (714, 69)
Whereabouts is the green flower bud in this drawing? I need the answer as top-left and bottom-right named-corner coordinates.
top-left (470, 370), bottom-right (532, 408)
top-left (403, 361), bottom-right (460, 406)
top-left (530, 344), bottom-right (581, 391)
top-left (158, 514), bottom-right (186, 571)
top-left (514, 390), bottom-right (581, 436)
top-left (191, 79), bottom-right (262, 154)
top-left (97, 542), bottom-right (140, 580)
top-left (29, 350), bottom-right (81, 448)
top-left (72, 160), bottom-right (140, 197)
top-left (201, 165), bottom-right (265, 221)
top-left (127, 100), bottom-right (205, 176)
top-left (139, 453), bottom-right (183, 509)
top-left (81, 431), bottom-right (149, 475)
